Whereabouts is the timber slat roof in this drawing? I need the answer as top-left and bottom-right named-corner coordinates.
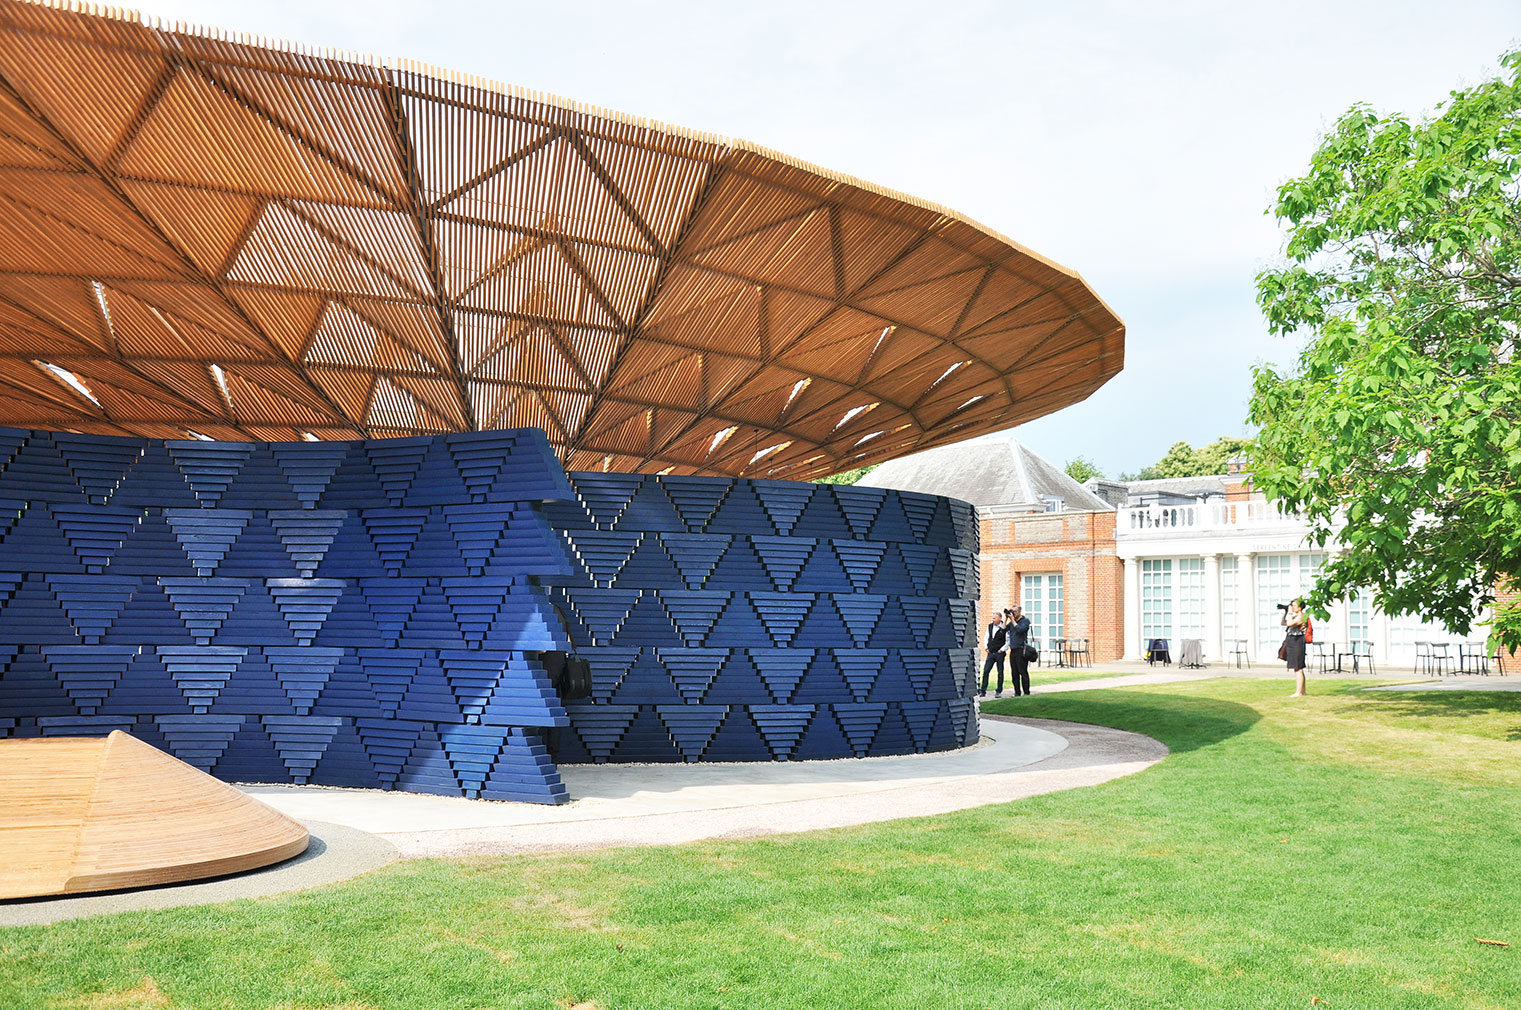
top-left (0, 0), bottom-right (1123, 479)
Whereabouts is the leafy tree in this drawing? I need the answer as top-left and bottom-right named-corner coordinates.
top-left (1250, 52), bottom-right (1521, 645)
top-left (1124, 437), bottom-right (1252, 480)
top-left (1064, 456), bottom-right (1105, 483)
top-left (816, 465), bottom-right (877, 485)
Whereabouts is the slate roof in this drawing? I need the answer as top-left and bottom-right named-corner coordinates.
top-left (855, 433), bottom-right (1113, 511)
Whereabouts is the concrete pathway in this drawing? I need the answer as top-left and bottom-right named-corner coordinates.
top-left (1365, 676), bottom-right (1521, 692)
top-left (0, 715), bottom-right (1165, 924)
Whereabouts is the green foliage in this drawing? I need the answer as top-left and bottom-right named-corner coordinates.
top-left (1250, 51), bottom-right (1521, 645)
top-left (1126, 437), bottom-right (1253, 480)
top-left (814, 464), bottom-right (877, 485)
top-left (1063, 455), bottom-right (1105, 482)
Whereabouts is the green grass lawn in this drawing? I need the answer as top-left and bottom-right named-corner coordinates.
top-left (4, 679), bottom-right (1519, 1009)
top-left (1028, 666), bottom-right (1138, 685)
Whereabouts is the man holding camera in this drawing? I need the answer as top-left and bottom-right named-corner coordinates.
top-left (1006, 604), bottom-right (1033, 696)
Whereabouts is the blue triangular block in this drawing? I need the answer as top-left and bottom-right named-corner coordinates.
top-left (4, 432), bottom-right (84, 501)
top-left (794, 595), bottom-right (849, 647)
top-left (438, 650), bottom-right (506, 719)
top-left (701, 651), bottom-right (772, 704)
top-left (791, 540), bottom-right (851, 593)
top-left (750, 536), bottom-right (813, 590)
top-left (482, 729), bottom-right (568, 803)
top-left (310, 721), bottom-right (384, 789)
top-left (46, 575), bottom-right (136, 643)
top-left (564, 529), bottom-right (641, 586)
top-left (51, 505), bottom-right (142, 572)
top-left (210, 722), bottom-right (288, 783)
top-left (793, 705), bottom-right (852, 759)
top-left (400, 653), bottom-right (461, 722)
top-left (161, 577), bottom-right (245, 644)
top-left (0, 575), bottom-right (77, 643)
top-left (867, 544), bottom-right (916, 595)
top-left (655, 704), bottom-right (727, 761)
top-left (660, 591), bottom-right (728, 646)
top-left (217, 582), bottom-right (295, 647)
top-left (268, 579), bottom-right (344, 645)
top-left (154, 714), bottom-right (244, 772)
top-left (868, 492), bottom-right (916, 544)
top-left (834, 541), bottom-right (887, 592)
top-left (105, 580), bottom-right (192, 645)
top-left (833, 702), bottom-right (888, 755)
top-left (612, 478), bottom-right (681, 532)
top-left (573, 473), bottom-right (643, 528)
top-left (835, 650), bottom-right (887, 701)
top-left (400, 582), bottom-right (462, 647)
top-left (751, 481), bottom-right (813, 535)
top-left (41, 645), bottom-right (135, 715)
top-left (871, 705), bottom-right (915, 755)
top-left (896, 543), bottom-right (940, 594)
top-left (108, 511), bottom-right (194, 577)
top-left (660, 476), bottom-right (728, 531)
top-left (899, 598), bottom-right (940, 647)
top-left (101, 650), bottom-right (187, 715)
top-left (655, 648), bottom-right (727, 702)
top-left (406, 509), bottom-right (466, 574)
top-left (0, 505), bottom-right (80, 574)
top-left (362, 651), bottom-right (421, 717)
top-left (112, 443), bottom-right (198, 508)
top-left (437, 723), bottom-right (501, 792)
top-left (163, 509), bottom-right (249, 575)
top-left (407, 439), bottom-right (469, 506)
top-left (564, 588), bottom-right (639, 645)
top-left (216, 513), bottom-right (298, 578)
top-left (707, 482), bottom-right (775, 535)
top-left (949, 697), bottom-right (979, 747)
top-left (748, 648), bottom-right (812, 703)
top-left (704, 592), bottom-right (772, 648)
top-left (364, 438), bottom-right (430, 506)
top-left (397, 728), bottom-right (461, 795)
top-left (949, 549), bottom-right (979, 598)
top-left (869, 599), bottom-right (918, 649)
top-left (614, 536), bottom-right (682, 589)
top-left (165, 442), bottom-right (253, 508)
top-left (271, 442), bottom-right (349, 507)
top-left (575, 647), bottom-right (639, 700)
top-left (797, 486), bottom-right (852, 539)
top-left (444, 505), bottom-right (510, 571)
top-left (355, 718), bottom-right (424, 786)
top-left (362, 509), bottom-right (428, 573)
top-left (611, 649), bottom-right (684, 703)
top-left (269, 510), bottom-right (345, 577)
top-left (565, 703), bottom-right (638, 761)
top-left (53, 434), bottom-right (142, 504)
top-left (900, 700), bottom-right (941, 751)
top-left (219, 446), bottom-right (297, 509)
top-left (314, 514), bottom-right (386, 577)
top-left (611, 594), bottom-right (678, 647)
top-left (701, 707), bottom-right (769, 761)
top-left (209, 651), bottom-right (289, 714)
top-left (751, 592), bottom-right (812, 646)
top-left (611, 706), bottom-right (681, 762)
top-left (321, 442), bottom-right (387, 509)
top-left (898, 492), bottom-right (940, 543)
top-left (660, 533), bottom-right (729, 588)
top-left (834, 594), bottom-right (887, 645)
top-left (158, 646), bottom-right (245, 712)
top-left (0, 648), bottom-right (73, 717)
top-left (363, 579), bottom-right (427, 645)
top-left (925, 702), bottom-right (960, 751)
top-left (699, 535), bottom-right (772, 593)
top-left (866, 653), bottom-right (914, 702)
top-left (790, 647), bottom-right (851, 702)
top-left (901, 651), bottom-right (939, 700)
top-left (263, 715), bottom-right (343, 782)
top-left (836, 486), bottom-right (886, 537)
top-left (749, 704), bottom-right (814, 760)
top-left (948, 599), bottom-right (979, 647)
top-left (266, 646), bottom-right (342, 714)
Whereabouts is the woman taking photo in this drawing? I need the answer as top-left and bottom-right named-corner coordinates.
top-left (1282, 598), bottom-right (1308, 697)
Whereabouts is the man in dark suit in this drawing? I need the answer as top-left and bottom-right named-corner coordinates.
top-left (1006, 605), bottom-right (1033, 696)
top-left (980, 612), bottom-right (1007, 697)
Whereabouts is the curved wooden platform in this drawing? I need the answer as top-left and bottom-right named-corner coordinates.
top-left (0, 731), bottom-right (309, 899)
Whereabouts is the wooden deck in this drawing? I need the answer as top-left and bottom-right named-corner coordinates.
top-left (0, 731), bottom-right (309, 900)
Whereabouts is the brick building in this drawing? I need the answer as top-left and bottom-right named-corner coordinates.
top-left (858, 435), bottom-right (1126, 663)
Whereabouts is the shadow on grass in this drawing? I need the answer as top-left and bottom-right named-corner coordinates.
top-left (1352, 688), bottom-right (1521, 739)
top-left (982, 691), bottom-right (1261, 754)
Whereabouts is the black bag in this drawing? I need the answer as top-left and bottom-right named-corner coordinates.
top-left (1277, 641), bottom-right (1288, 661)
top-left (1024, 643), bottom-right (1039, 662)
top-left (562, 656), bottom-right (593, 699)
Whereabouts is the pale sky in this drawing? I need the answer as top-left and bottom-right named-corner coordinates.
top-left (139, 0), bottom-right (1520, 477)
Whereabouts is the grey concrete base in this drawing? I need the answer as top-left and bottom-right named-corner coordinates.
top-left (0, 821), bottom-right (398, 927)
top-left (1365, 676), bottom-right (1521, 692)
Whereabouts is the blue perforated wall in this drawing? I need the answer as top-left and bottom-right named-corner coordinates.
top-left (541, 473), bottom-right (981, 764)
top-left (0, 427), bottom-right (577, 804)
top-left (0, 428), bottom-right (981, 803)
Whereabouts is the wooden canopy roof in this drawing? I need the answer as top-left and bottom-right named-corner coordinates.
top-left (0, 0), bottom-right (1123, 479)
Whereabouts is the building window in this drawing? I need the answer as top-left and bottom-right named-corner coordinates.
top-left (1023, 573), bottom-right (1064, 652)
top-left (1220, 555), bottom-right (1239, 643)
top-left (1255, 553), bottom-right (1325, 654)
top-left (1141, 559), bottom-right (1172, 648)
top-left (1040, 495), bottom-right (1065, 513)
top-left (1349, 589), bottom-right (1369, 646)
top-left (1176, 557), bottom-right (1205, 640)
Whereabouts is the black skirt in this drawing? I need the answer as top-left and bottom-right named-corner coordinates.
top-left (1284, 634), bottom-right (1307, 670)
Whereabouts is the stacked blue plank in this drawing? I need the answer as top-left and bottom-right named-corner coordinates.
top-left (0, 428), bottom-right (577, 804)
top-left (542, 473), bottom-right (981, 764)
